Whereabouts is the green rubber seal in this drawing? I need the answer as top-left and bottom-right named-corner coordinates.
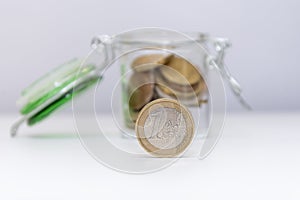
top-left (17, 58), bottom-right (100, 126)
top-left (28, 77), bottom-right (99, 125)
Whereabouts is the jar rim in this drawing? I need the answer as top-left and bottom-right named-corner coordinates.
top-left (113, 30), bottom-right (206, 47)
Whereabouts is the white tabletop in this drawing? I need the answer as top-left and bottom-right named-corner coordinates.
top-left (1, 112), bottom-right (300, 200)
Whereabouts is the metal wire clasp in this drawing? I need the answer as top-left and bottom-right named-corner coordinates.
top-left (204, 35), bottom-right (252, 110)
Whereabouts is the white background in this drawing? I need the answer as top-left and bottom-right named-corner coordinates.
top-left (1, 1), bottom-right (300, 199)
top-left (1, 113), bottom-right (300, 200)
top-left (0, 0), bottom-right (299, 113)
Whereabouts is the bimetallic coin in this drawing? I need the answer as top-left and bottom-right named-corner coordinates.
top-left (135, 98), bottom-right (194, 157)
top-left (131, 54), bottom-right (172, 72)
top-left (159, 55), bottom-right (202, 86)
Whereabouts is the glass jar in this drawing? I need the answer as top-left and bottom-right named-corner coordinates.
top-left (109, 30), bottom-right (211, 138)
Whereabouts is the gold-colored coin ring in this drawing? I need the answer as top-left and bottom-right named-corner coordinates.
top-left (135, 98), bottom-right (195, 157)
top-left (159, 55), bottom-right (202, 86)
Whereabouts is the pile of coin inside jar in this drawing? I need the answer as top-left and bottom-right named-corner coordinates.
top-left (124, 54), bottom-right (208, 129)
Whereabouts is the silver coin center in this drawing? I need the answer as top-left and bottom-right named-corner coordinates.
top-left (143, 107), bottom-right (186, 149)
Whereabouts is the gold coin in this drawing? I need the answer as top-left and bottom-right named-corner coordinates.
top-left (129, 108), bottom-right (139, 122)
top-left (155, 72), bottom-right (206, 99)
top-left (131, 54), bottom-right (172, 72)
top-left (155, 86), bottom-right (207, 107)
top-left (159, 55), bottom-right (202, 86)
top-left (128, 72), bottom-right (155, 110)
top-left (125, 108), bottom-right (140, 129)
top-left (135, 98), bottom-right (194, 157)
